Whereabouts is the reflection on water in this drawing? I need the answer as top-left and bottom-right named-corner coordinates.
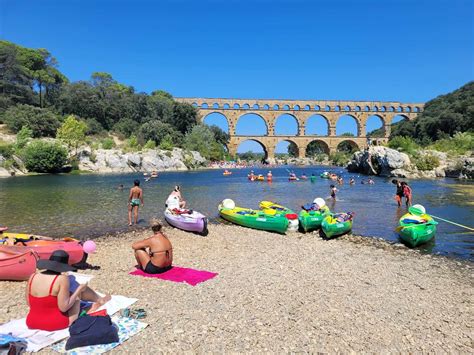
top-left (0, 167), bottom-right (472, 260)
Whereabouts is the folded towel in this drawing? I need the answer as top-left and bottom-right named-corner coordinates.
top-left (130, 266), bottom-right (218, 286)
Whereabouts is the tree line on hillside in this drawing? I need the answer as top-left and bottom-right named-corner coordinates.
top-left (0, 40), bottom-right (229, 161)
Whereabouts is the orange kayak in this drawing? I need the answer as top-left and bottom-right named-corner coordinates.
top-left (0, 246), bottom-right (39, 281)
top-left (1, 233), bottom-right (84, 265)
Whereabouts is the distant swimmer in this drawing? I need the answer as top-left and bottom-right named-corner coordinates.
top-left (267, 170), bottom-right (273, 181)
top-left (330, 184), bottom-right (338, 200)
top-left (349, 178), bottom-right (355, 185)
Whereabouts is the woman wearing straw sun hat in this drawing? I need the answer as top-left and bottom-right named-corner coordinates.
top-left (25, 250), bottom-right (110, 331)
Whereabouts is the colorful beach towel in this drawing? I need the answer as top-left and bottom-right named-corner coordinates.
top-left (130, 266), bottom-right (218, 286)
top-left (52, 316), bottom-right (147, 354)
top-left (0, 295), bottom-right (137, 352)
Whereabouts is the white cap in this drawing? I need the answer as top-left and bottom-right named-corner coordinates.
top-left (222, 199), bottom-right (235, 209)
top-left (313, 198), bottom-right (326, 208)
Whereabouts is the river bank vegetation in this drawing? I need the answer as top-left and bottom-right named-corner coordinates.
top-left (0, 40), bottom-right (229, 173)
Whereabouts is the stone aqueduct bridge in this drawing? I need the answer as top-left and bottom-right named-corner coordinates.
top-left (176, 97), bottom-right (424, 159)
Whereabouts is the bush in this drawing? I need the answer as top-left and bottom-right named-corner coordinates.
top-left (388, 136), bottom-right (420, 156)
top-left (3, 104), bottom-right (61, 137)
top-left (15, 126), bottom-right (33, 150)
top-left (143, 139), bottom-right (156, 150)
top-left (329, 152), bottom-right (351, 166)
top-left (428, 132), bottom-right (474, 155)
top-left (415, 154), bottom-right (440, 171)
top-left (113, 118), bottom-right (138, 138)
top-left (158, 135), bottom-right (172, 150)
top-left (0, 142), bottom-right (14, 159)
top-left (101, 137), bottom-right (115, 149)
top-left (22, 140), bottom-right (68, 173)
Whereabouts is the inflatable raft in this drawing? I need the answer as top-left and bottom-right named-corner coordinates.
top-left (218, 199), bottom-right (289, 234)
top-left (164, 208), bottom-right (208, 235)
top-left (398, 205), bottom-right (437, 247)
top-left (0, 233), bottom-right (84, 265)
top-left (321, 212), bottom-right (353, 238)
top-left (299, 203), bottom-right (331, 232)
top-left (0, 246), bottom-right (39, 281)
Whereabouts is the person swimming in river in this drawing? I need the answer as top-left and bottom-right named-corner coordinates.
top-left (330, 184), bottom-right (338, 200)
top-left (368, 178), bottom-right (375, 185)
top-left (128, 179), bottom-right (143, 226)
top-left (349, 178), bottom-right (355, 185)
top-left (132, 219), bottom-right (173, 274)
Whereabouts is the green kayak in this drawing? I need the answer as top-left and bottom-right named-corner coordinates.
top-left (398, 212), bottom-right (437, 247)
top-left (259, 201), bottom-right (294, 216)
top-left (320, 172), bottom-right (330, 179)
top-left (321, 212), bottom-right (353, 238)
top-left (299, 205), bottom-right (331, 233)
top-left (218, 204), bottom-right (289, 234)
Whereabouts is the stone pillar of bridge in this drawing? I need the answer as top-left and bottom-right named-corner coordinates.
top-left (384, 124), bottom-right (391, 138)
top-left (328, 125), bottom-right (336, 136)
top-left (297, 145), bottom-right (306, 158)
top-left (266, 145), bottom-right (275, 162)
top-left (298, 125), bottom-right (305, 136)
top-left (228, 143), bottom-right (238, 159)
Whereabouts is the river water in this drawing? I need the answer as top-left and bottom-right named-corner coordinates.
top-left (0, 167), bottom-right (472, 260)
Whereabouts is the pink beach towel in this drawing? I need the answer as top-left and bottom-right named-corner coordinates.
top-left (130, 266), bottom-right (218, 286)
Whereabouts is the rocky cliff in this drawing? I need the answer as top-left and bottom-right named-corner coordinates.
top-left (77, 147), bottom-right (206, 173)
top-left (0, 146), bottom-right (206, 177)
top-left (347, 146), bottom-right (473, 179)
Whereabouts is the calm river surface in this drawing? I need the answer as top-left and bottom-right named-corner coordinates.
top-left (0, 167), bottom-right (473, 260)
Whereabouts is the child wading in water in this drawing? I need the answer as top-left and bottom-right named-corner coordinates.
top-left (401, 182), bottom-right (413, 207)
top-left (330, 184), bottom-right (338, 200)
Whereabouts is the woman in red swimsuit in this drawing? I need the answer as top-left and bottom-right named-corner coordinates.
top-left (26, 250), bottom-right (109, 331)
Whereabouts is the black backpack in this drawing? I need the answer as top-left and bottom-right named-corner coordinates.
top-left (66, 315), bottom-right (119, 350)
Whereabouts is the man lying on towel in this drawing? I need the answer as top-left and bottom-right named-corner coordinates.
top-left (132, 219), bottom-right (173, 274)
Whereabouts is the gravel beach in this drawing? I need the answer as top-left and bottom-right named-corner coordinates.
top-left (1, 225), bottom-right (472, 353)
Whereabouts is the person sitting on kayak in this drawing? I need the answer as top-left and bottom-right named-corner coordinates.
top-left (132, 219), bottom-right (173, 274)
top-left (128, 180), bottom-right (144, 226)
top-left (166, 185), bottom-right (186, 209)
top-left (330, 185), bottom-right (338, 200)
top-left (26, 250), bottom-right (111, 331)
top-left (401, 181), bottom-right (412, 207)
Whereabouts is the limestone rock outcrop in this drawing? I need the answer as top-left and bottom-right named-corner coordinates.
top-left (77, 147), bottom-right (206, 173)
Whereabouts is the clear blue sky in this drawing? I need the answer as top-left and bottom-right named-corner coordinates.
top-left (1, 0), bottom-right (473, 152)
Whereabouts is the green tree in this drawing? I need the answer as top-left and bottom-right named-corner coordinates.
top-left (3, 104), bottom-right (61, 137)
top-left (137, 121), bottom-right (180, 146)
top-left (56, 115), bottom-right (88, 155)
top-left (184, 124), bottom-right (224, 160)
top-left (22, 140), bottom-right (68, 173)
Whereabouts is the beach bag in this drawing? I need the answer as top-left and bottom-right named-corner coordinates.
top-left (65, 314), bottom-right (119, 350)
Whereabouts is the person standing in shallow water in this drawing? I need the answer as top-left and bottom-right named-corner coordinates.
top-left (128, 179), bottom-right (143, 226)
top-left (392, 179), bottom-right (404, 207)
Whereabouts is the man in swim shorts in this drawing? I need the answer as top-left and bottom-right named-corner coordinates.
top-left (131, 219), bottom-right (173, 274)
top-left (128, 179), bottom-right (143, 226)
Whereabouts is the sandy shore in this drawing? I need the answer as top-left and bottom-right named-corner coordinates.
top-left (0, 225), bottom-right (472, 353)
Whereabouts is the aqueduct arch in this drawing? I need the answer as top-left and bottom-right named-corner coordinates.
top-left (178, 97), bottom-right (424, 160)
